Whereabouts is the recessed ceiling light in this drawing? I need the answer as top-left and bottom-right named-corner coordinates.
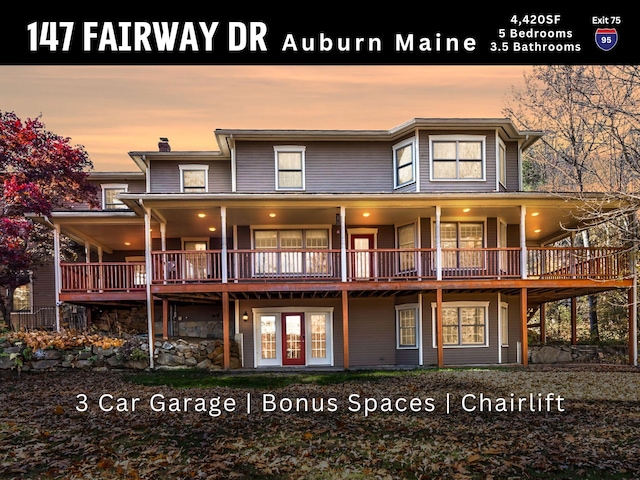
top-left (124, 241), bottom-right (131, 246)
top-left (269, 213), bottom-right (277, 218)
top-left (208, 227), bottom-right (216, 232)
top-left (198, 213), bottom-right (206, 218)
top-left (531, 212), bottom-right (540, 216)
top-left (534, 229), bottom-right (541, 233)
top-left (362, 212), bottom-right (370, 217)
top-left (463, 208), bottom-right (471, 213)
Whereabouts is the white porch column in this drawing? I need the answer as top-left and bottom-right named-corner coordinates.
top-left (160, 222), bottom-right (167, 284)
top-left (221, 206), bottom-right (228, 283)
top-left (160, 222), bottom-right (166, 251)
top-left (144, 205), bottom-right (155, 369)
top-left (520, 205), bottom-right (527, 279)
top-left (435, 205), bottom-right (442, 281)
top-left (53, 224), bottom-right (61, 332)
top-left (340, 206), bottom-right (347, 283)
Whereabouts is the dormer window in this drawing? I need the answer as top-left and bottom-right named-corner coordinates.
top-left (430, 135), bottom-right (485, 181)
top-left (275, 146), bottom-right (305, 190)
top-left (393, 138), bottom-right (416, 188)
top-left (101, 184), bottom-right (128, 210)
top-left (179, 165), bottom-right (209, 193)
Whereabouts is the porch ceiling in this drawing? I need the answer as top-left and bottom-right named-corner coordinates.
top-left (51, 193), bottom-right (620, 253)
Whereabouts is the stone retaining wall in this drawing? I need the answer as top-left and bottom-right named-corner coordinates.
top-left (529, 344), bottom-right (628, 364)
top-left (0, 337), bottom-right (242, 372)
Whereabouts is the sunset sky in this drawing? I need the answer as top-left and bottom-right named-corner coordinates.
top-left (0, 65), bottom-right (533, 171)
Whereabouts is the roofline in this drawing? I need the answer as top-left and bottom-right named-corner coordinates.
top-left (123, 118), bottom-right (543, 164)
top-left (116, 190), bottom-right (624, 207)
top-left (88, 171), bottom-right (146, 180)
top-left (214, 117), bottom-right (544, 150)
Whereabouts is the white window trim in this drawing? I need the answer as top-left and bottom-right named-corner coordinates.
top-left (250, 226), bottom-right (333, 249)
top-left (179, 164), bottom-right (209, 193)
top-left (101, 183), bottom-right (128, 210)
top-left (393, 137), bottom-right (416, 189)
top-left (430, 219), bottom-right (488, 249)
top-left (274, 145), bottom-right (306, 191)
top-left (500, 301), bottom-right (509, 348)
top-left (429, 134), bottom-right (486, 182)
top-left (252, 306), bottom-right (334, 367)
top-left (498, 137), bottom-right (507, 189)
top-left (13, 277), bottom-right (33, 313)
top-left (396, 303), bottom-right (420, 349)
top-left (396, 221), bottom-right (420, 275)
top-left (181, 237), bottom-right (211, 249)
top-left (431, 301), bottom-right (490, 348)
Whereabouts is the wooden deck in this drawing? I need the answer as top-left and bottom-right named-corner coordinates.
top-left (59, 246), bottom-right (632, 305)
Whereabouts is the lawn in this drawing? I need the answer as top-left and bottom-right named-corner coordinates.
top-left (1, 364), bottom-right (639, 479)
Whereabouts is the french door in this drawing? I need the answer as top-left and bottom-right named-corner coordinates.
top-left (282, 312), bottom-right (305, 365)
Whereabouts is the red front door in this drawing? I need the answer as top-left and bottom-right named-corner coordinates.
top-left (282, 313), bottom-right (305, 365)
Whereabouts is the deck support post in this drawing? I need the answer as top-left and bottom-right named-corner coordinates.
top-left (436, 288), bottom-right (444, 368)
top-left (539, 302), bottom-right (546, 344)
top-left (222, 290), bottom-right (230, 370)
top-left (570, 297), bottom-right (577, 345)
top-left (342, 290), bottom-right (349, 370)
top-left (521, 288), bottom-right (528, 366)
top-left (162, 298), bottom-right (169, 340)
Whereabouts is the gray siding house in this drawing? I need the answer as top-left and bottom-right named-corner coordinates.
top-left (30, 118), bottom-right (634, 369)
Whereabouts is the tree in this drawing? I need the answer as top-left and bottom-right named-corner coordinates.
top-left (0, 111), bottom-right (98, 326)
top-left (502, 66), bottom-right (640, 341)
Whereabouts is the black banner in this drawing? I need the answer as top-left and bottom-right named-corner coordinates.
top-left (1, 6), bottom-right (636, 65)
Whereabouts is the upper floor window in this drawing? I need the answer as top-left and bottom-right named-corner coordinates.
top-left (430, 135), bottom-right (485, 181)
top-left (101, 184), bottom-right (128, 210)
top-left (393, 138), bottom-right (415, 188)
top-left (274, 146), bottom-right (305, 190)
top-left (180, 165), bottom-right (209, 193)
top-left (498, 140), bottom-right (507, 187)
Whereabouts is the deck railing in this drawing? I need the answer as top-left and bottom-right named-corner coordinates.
top-left (229, 249), bottom-right (342, 282)
top-left (528, 247), bottom-right (628, 279)
top-left (60, 262), bottom-right (146, 292)
top-left (60, 247), bottom-right (629, 292)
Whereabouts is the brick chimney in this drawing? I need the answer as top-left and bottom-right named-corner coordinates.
top-left (158, 137), bottom-right (171, 152)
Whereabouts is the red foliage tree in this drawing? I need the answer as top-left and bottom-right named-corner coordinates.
top-left (0, 111), bottom-right (98, 325)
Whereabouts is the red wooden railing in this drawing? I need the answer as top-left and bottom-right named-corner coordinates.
top-left (151, 250), bottom-right (223, 283)
top-left (60, 262), bottom-right (146, 292)
top-left (60, 247), bottom-right (629, 292)
top-left (229, 249), bottom-right (342, 282)
top-left (440, 248), bottom-right (522, 279)
top-left (528, 247), bottom-right (628, 279)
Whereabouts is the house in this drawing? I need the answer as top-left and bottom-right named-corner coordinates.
top-left (30, 118), bottom-right (636, 368)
